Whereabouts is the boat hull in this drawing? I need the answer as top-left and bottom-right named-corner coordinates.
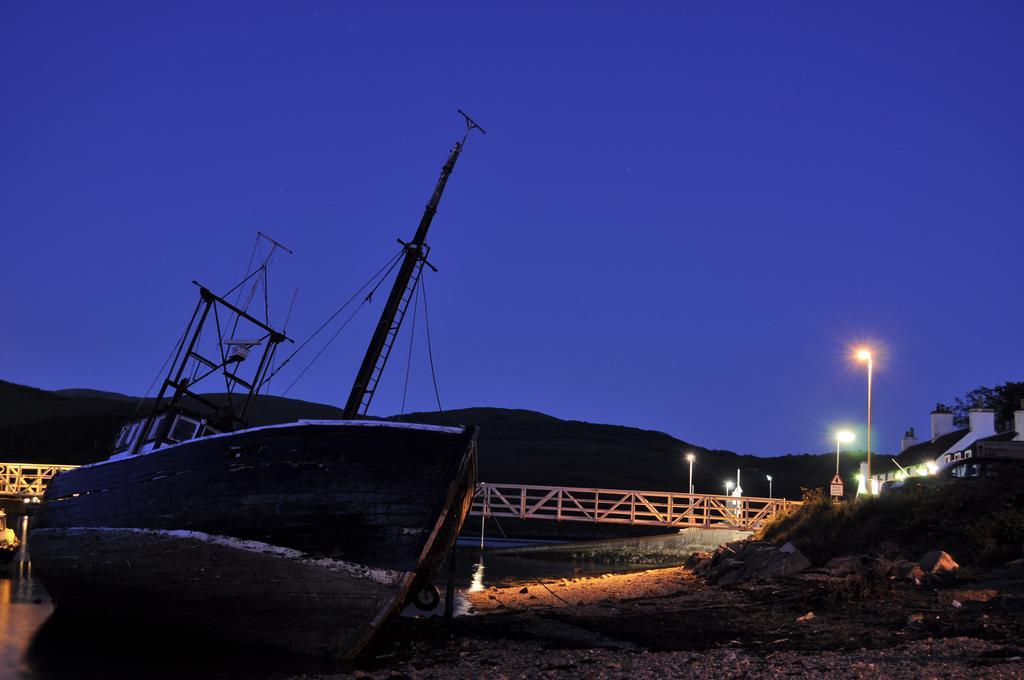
top-left (30, 420), bottom-right (478, 658)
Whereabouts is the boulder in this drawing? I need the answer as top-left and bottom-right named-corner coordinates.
top-left (696, 539), bottom-right (811, 586)
top-left (744, 546), bottom-right (811, 580)
top-left (919, 550), bottom-right (959, 583)
top-left (708, 558), bottom-right (746, 585)
top-left (706, 543), bottom-right (810, 585)
top-left (717, 567), bottom-right (747, 587)
top-left (889, 559), bottom-right (925, 584)
top-left (826, 555), bottom-right (869, 577)
top-left (684, 551), bottom-right (710, 570)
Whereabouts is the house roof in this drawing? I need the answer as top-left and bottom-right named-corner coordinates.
top-left (876, 429), bottom-right (1021, 477)
top-left (875, 429), bottom-right (967, 475)
top-left (972, 431), bottom-right (1017, 444)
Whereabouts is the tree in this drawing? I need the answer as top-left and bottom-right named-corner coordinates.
top-left (953, 381), bottom-right (1024, 431)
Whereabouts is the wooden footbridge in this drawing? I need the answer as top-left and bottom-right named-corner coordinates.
top-left (0, 463), bottom-right (79, 500)
top-left (470, 483), bottom-right (799, 532)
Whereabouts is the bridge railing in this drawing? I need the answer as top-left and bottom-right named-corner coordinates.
top-left (0, 463), bottom-right (79, 499)
top-left (470, 482), bottom-right (800, 531)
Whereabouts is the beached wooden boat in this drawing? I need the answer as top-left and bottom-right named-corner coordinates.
top-left (32, 420), bottom-right (477, 656)
top-left (30, 113), bottom-right (485, 658)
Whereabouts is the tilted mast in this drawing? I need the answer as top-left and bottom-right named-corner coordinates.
top-left (343, 111), bottom-right (484, 419)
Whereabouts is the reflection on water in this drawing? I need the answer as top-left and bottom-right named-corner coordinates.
top-left (469, 558), bottom-right (486, 593)
top-left (1, 519), bottom-right (655, 679)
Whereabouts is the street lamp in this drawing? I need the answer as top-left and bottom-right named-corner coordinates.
top-left (724, 480), bottom-right (734, 496)
top-left (685, 452), bottom-right (695, 495)
top-left (766, 474), bottom-right (773, 499)
top-left (855, 348), bottom-right (873, 492)
top-left (835, 430), bottom-right (855, 476)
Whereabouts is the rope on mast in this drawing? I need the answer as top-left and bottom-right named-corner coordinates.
top-left (399, 265), bottom-right (424, 415)
top-left (421, 274), bottom-right (443, 414)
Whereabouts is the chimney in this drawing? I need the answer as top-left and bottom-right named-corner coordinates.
top-left (900, 427), bottom-right (918, 452)
top-left (930, 403), bottom-right (954, 440)
top-left (968, 408), bottom-right (996, 437)
top-left (1014, 399), bottom-right (1024, 441)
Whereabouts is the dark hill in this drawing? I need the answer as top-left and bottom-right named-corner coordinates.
top-left (396, 408), bottom-right (861, 499)
top-left (54, 388), bottom-right (136, 401)
top-left (0, 380), bottom-right (864, 499)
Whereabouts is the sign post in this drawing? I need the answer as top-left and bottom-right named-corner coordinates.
top-left (829, 473), bottom-right (844, 499)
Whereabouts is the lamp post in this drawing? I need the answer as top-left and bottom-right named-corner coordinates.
top-left (724, 480), bottom-right (733, 496)
top-left (856, 349), bottom-right (873, 492)
top-left (766, 474), bottom-right (773, 499)
top-left (685, 452), bottom-right (695, 495)
top-left (835, 430), bottom-right (855, 476)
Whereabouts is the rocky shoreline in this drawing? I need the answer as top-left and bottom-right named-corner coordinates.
top-left (321, 549), bottom-right (1024, 679)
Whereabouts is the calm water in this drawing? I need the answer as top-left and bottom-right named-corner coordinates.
top-left (1, 518), bottom-right (656, 679)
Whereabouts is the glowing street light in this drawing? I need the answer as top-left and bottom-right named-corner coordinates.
top-left (685, 452), bottom-right (696, 495)
top-left (835, 430), bottom-right (855, 476)
top-left (724, 480), bottom-right (734, 496)
top-left (766, 474), bottom-right (773, 499)
top-left (855, 348), bottom-right (874, 493)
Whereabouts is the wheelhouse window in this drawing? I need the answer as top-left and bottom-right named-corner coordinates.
top-left (169, 415), bottom-right (202, 443)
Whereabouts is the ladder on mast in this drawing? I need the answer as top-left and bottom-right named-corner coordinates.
top-left (353, 256), bottom-right (427, 416)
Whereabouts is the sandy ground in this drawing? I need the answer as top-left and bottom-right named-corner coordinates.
top-left (304, 565), bottom-right (1024, 679)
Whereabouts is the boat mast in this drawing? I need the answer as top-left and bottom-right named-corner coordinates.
top-left (343, 111), bottom-right (484, 419)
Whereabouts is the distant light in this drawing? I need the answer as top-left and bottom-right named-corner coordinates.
top-left (725, 481), bottom-right (734, 490)
top-left (926, 461), bottom-right (938, 475)
top-left (685, 452), bottom-right (695, 462)
top-left (856, 348), bottom-right (872, 362)
top-left (836, 430), bottom-right (855, 444)
top-left (854, 473), bottom-right (863, 481)
top-left (766, 475), bottom-right (773, 481)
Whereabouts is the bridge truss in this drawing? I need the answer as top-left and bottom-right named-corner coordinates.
top-left (0, 463), bottom-right (79, 499)
top-left (471, 483), bottom-right (799, 532)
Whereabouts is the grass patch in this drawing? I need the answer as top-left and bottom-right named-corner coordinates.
top-left (758, 473), bottom-right (1024, 568)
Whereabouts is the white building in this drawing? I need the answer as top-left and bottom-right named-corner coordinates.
top-left (867, 402), bottom-right (1024, 491)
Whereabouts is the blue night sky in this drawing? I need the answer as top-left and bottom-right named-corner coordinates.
top-left (2, 2), bottom-right (1022, 455)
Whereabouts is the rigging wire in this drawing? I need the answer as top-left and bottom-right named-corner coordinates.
top-left (264, 248), bottom-right (405, 394)
top-left (399, 268), bottom-right (422, 415)
top-left (263, 254), bottom-right (271, 325)
top-left (232, 236), bottom-right (260, 311)
top-left (263, 289), bottom-right (300, 397)
top-left (129, 326), bottom-right (190, 420)
top-left (279, 299), bottom-right (367, 396)
top-left (420, 274), bottom-right (444, 413)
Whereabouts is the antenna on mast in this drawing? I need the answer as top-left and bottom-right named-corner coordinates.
top-left (457, 109), bottom-right (486, 138)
